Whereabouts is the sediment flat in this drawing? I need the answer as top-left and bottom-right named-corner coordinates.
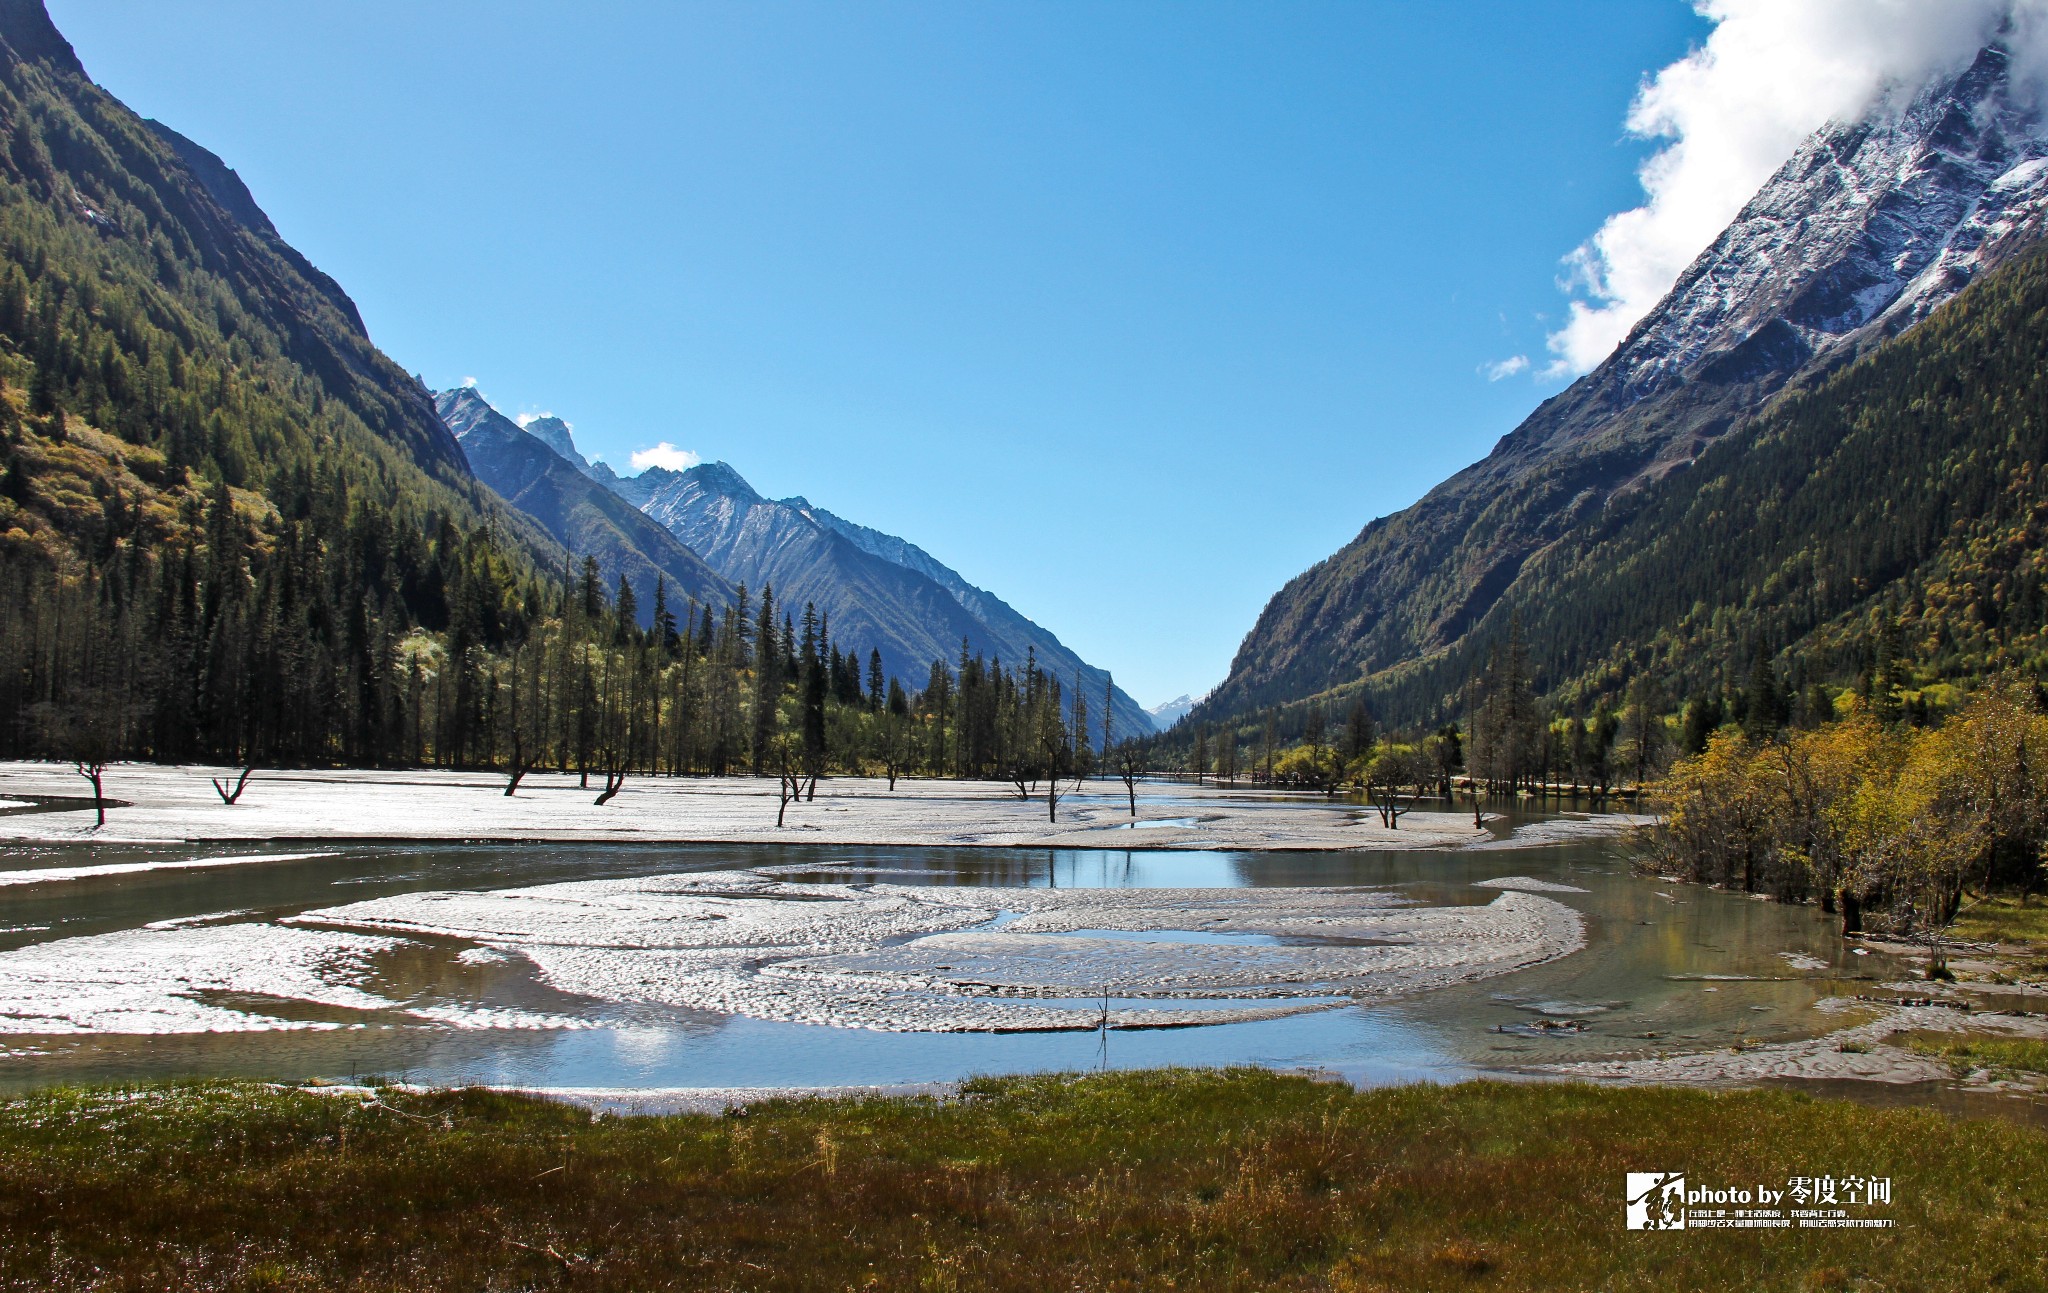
top-left (0, 869), bottom-right (1585, 1036)
top-left (0, 762), bottom-right (1503, 851)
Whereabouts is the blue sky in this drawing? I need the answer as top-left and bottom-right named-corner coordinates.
top-left (50, 1), bottom-right (1710, 708)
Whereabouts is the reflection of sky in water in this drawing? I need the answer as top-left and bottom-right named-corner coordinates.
top-left (1055, 928), bottom-right (1281, 946)
top-left (0, 831), bottom-right (1905, 1092)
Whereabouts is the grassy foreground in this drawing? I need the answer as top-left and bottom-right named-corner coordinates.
top-left (1903, 1035), bottom-right (2048, 1079)
top-left (1950, 891), bottom-right (2048, 949)
top-left (0, 1071), bottom-right (2044, 1291)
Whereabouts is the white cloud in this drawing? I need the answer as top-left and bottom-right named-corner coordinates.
top-left (630, 442), bottom-right (700, 472)
top-left (1547, 0), bottom-right (2031, 377)
top-left (460, 376), bottom-right (478, 388)
top-left (1482, 355), bottom-right (1530, 381)
top-left (514, 412), bottom-right (545, 428)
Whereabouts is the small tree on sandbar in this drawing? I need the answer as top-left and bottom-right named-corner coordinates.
top-left (878, 681), bottom-right (912, 790)
top-left (1366, 748), bottom-right (1427, 830)
top-left (31, 690), bottom-right (123, 829)
top-left (1115, 740), bottom-right (1146, 817)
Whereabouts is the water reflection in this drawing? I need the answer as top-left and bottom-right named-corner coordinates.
top-left (0, 832), bottom-right (1934, 1101)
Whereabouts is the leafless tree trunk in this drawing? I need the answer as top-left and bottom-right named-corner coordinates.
top-left (505, 728), bottom-right (529, 796)
top-left (1370, 780), bottom-right (1415, 829)
top-left (1117, 744), bottom-right (1143, 817)
top-left (212, 766), bottom-right (255, 805)
top-left (76, 760), bottom-right (106, 828)
top-left (1367, 752), bottom-right (1424, 829)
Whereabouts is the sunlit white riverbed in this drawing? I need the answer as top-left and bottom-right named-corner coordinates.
top-left (0, 819), bottom-right (1894, 1092)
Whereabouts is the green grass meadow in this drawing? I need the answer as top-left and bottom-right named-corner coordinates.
top-left (0, 1070), bottom-right (2042, 1291)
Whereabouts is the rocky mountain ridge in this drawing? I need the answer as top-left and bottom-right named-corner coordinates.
top-left (440, 401), bottom-right (1157, 737)
top-left (1200, 38), bottom-right (2048, 725)
top-left (433, 388), bottom-right (732, 615)
top-left (639, 460), bottom-right (1158, 741)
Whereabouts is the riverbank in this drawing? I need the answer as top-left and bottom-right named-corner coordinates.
top-left (3, 1068), bottom-right (2041, 1291)
top-left (1551, 877), bottom-right (2048, 1096)
top-left (0, 761), bottom-right (1508, 851)
top-left (1542, 992), bottom-right (2048, 1093)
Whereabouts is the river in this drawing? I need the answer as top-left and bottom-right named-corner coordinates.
top-left (0, 813), bottom-right (1906, 1096)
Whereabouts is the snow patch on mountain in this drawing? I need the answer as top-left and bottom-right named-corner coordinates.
top-left (1603, 43), bottom-right (2048, 409)
top-left (1147, 693), bottom-right (1207, 730)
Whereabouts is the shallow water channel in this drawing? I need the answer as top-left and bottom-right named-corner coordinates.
top-left (0, 818), bottom-right (1908, 1095)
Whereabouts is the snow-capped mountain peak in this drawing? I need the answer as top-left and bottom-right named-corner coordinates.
top-left (1602, 41), bottom-right (2048, 411)
top-left (1146, 693), bottom-right (1205, 729)
top-left (1202, 36), bottom-right (2048, 721)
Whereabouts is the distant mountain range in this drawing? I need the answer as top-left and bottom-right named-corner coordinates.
top-left (434, 394), bottom-right (1157, 738)
top-left (1197, 39), bottom-right (2048, 731)
top-left (1146, 694), bottom-right (1202, 729)
top-left (434, 388), bottom-right (731, 612)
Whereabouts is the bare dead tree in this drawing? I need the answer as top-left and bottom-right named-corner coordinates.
top-left (1116, 739), bottom-right (1145, 817)
top-left (212, 766), bottom-right (256, 805)
top-left (33, 691), bottom-right (123, 830)
top-left (504, 680), bottom-right (532, 795)
top-left (878, 712), bottom-right (909, 790)
top-left (592, 738), bottom-right (627, 806)
top-left (1100, 673), bottom-right (1115, 776)
top-left (503, 641), bottom-right (531, 796)
top-left (75, 759), bottom-right (107, 829)
top-left (775, 742), bottom-right (804, 827)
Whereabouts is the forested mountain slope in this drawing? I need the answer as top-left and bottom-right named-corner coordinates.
top-left (1200, 40), bottom-right (2048, 730)
top-left (435, 388), bottom-right (730, 616)
top-left (1362, 235), bottom-right (2048, 727)
top-left (0, 0), bottom-right (481, 527)
top-left (0, 0), bottom-right (567, 761)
